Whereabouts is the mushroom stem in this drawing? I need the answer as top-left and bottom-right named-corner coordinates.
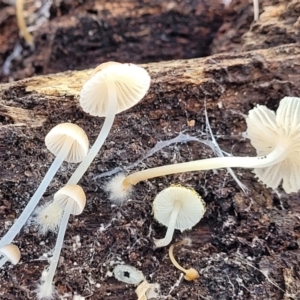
top-left (122, 143), bottom-right (287, 189)
top-left (169, 239), bottom-right (199, 281)
top-left (253, 0), bottom-right (259, 21)
top-left (38, 200), bottom-right (73, 298)
top-left (169, 242), bottom-right (187, 274)
top-left (0, 136), bottom-right (74, 248)
top-left (67, 81), bottom-right (117, 185)
top-left (154, 201), bottom-right (181, 248)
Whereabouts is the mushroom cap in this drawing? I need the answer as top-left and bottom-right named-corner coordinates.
top-left (45, 123), bottom-right (89, 163)
top-left (79, 62), bottom-right (151, 117)
top-left (153, 185), bottom-right (206, 231)
top-left (53, 184), bottom-right (86, 215)
top-left (246, 96), bottom-right (300, 193)
top-left (0, 244), bottom-right (21, 265)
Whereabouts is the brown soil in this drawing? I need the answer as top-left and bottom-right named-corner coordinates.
top-left (1, 0), bottom-right (300, 300)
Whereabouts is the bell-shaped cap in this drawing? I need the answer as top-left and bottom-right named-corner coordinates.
top-left (0, 244), bottom-right (21, 265)
top-left (79, 62), bottom-right (151, 117)
top-left (247, 96), bottom-right (300, 193)
top-left (53, 184), bottom-right (86, 215)
top-left (153, 185), bottom-right (206, 231)
top-left (45, 123), bottom-right (89, 163)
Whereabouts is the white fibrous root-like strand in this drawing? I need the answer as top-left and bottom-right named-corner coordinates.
top-left (106, 173), bottom-right (133, 203)
top-left (32, 201), bottom-right (63, 235)
top-left (36, 269), bottom-right (56, 300)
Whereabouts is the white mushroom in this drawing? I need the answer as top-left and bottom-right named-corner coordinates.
top-left (67, 62), bottom-right (151, 185)
top-left (0, 244), bottom-right (21, 268)
top-left (153, 185), bottom-right (206, 248)
top-left (37, 184), bottom-right (86, 299)
top-left (108, 96), bottom-right (300, 201)
top-left (0, 123), bottom-right (88, 249)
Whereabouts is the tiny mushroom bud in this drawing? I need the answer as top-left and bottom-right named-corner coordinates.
top-left (67, 62), bottom-right (151, 186)
top-left (169, 238), bottom-right (199, 281)
top-left (153, 185), bottom-right (206, 248)
top-left (109, 96), bottom-right (300, 201)
top-left (0, 123), bottom-right (88, 249)
top-left (37, 184), bottom-right (86, 299)
top-left (0, 244), bottom-right (21, 268)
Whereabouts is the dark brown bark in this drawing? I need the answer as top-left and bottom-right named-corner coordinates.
top-left (0, 0), bottom-right (224, 82)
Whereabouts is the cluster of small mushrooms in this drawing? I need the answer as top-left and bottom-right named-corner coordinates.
top-left (0, 59), bottom-right (300, 299)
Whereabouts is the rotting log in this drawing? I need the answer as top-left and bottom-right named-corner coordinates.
top-left (0, 0), bottom-right (224, 81)
top-left (0, 44), bottom-right (300, 299)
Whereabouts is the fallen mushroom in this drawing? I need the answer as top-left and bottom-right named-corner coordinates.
top-left (153, 185), bottom-right (206, 248)
top-left (169, 238), bottom-right (199, 281)
top-left (66, 62), bottom-right (151, 185)
top-left (107, 96), bottom-right (300, 201)
top-left (0, 244), bottom-right (21, 268)
top-left (0, 123), bottom-right (89, 249)
top-left (113, 264), bottom-right (145, 285)
top-left (37, 184), bottom-right (86, 299)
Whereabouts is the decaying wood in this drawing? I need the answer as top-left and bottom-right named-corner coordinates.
top-left (1, 43), bottom-right (300, 299)
top-left (2, 43), bottom-right (300, 119)
top-left (212, 0), bottom-right (300, 54)
top-left (0, 0), bottom-right (224, 82)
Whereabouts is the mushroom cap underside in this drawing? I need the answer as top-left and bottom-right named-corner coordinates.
top-left (246, 96), bottom-right (300, 193)
top-left (79, 62), bottom-right (151, 117)
top-left (153, 185), bottom-right (206, 231)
